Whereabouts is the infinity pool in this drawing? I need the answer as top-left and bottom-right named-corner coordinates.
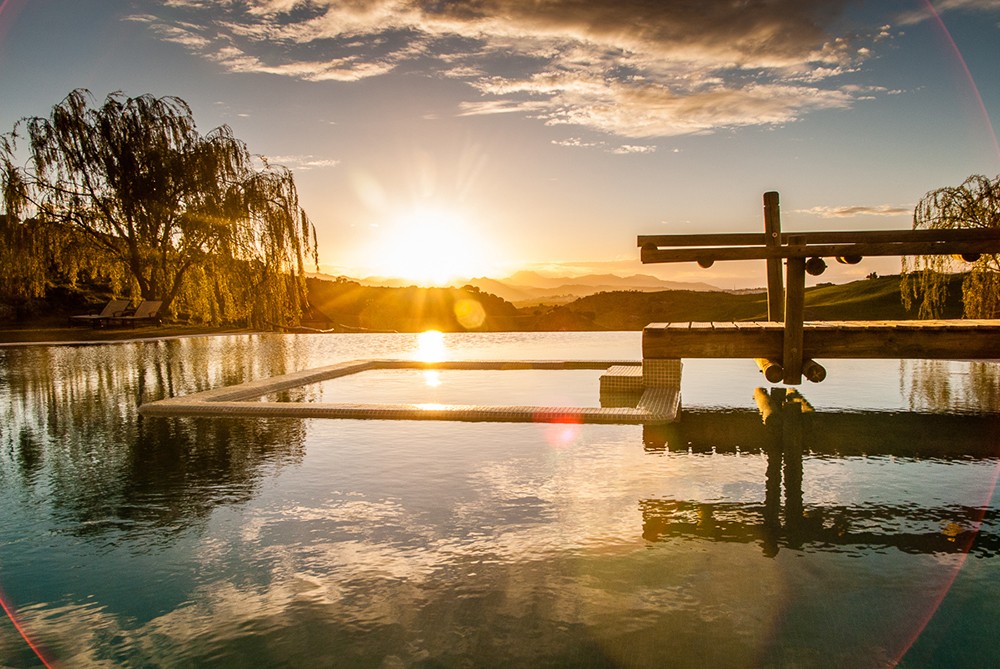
top-left (1, 332), bottom-right (998, 667)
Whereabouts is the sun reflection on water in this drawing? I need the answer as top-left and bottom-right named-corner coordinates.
top-left (414, 330), bottom-right (447, 362)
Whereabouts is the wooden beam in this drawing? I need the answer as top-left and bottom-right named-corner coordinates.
top-left (802, 359), bottom-right (827, 383)
top-left (754, 357), bottom-right (784, 383)
top-left (638, 232), bottom-right (765, 247)
top-left (643, 321), bottom-right (1000, 359)
top-left (640, 239), bottom-right (1000, 264)
top-left (763, 191), bottom-right (784, 321)
top-left (638, 227), bottom-right (1000, 249)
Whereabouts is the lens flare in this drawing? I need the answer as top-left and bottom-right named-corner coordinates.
top-left (0, 590), bottom-right (56, 669)
top-left (454, 298), bottom-right (486, 329)
top-left (539, 412), bottom-right (583, 448)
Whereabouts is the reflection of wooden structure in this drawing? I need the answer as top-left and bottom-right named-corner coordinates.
top-left (641, 390), bottom-right (1000, 557)
top-left (642, 401), bottom-right (1000, 458)
top-left (638, 192), bottom-right (1000, 384)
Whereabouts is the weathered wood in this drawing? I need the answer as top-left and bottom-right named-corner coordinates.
top-left (638, 192), bottom-right (1000, 385)
top-left (755, 358), bottom-right (784, 383)
top-left (641, 239), bottom-right (1000, 264)
top-left (791, 228), bottom-right (1000, 245)
top-left (638, 232), bottom-right (764, 247)
top-left (644, 321), bottom-right (1000, 360)
top-left (763, 191), bottom-right (784, 321)
top-left (783, 256), bottom-right (805, 384)
top-left (802, 359), bottom-right (827, 383)
top-left (638, 227), bottom-right (1000, 249)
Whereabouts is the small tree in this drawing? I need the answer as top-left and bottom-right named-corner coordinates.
top-left (901, 174), bottom-right (1000, 319)
top-left (1, 89), bottom-right (318, 326)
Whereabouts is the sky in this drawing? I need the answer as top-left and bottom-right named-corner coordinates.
top-left (0, 0), bottom-right (998, 289)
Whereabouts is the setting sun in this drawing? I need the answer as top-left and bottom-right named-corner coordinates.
top-left (365, 206), bottom-right (494, 285)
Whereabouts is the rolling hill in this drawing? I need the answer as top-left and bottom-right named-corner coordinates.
top-left (302, 274), bottom-right (967, 332)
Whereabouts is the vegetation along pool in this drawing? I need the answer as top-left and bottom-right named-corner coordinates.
top-left (1, 332), bottom-right (998, 667)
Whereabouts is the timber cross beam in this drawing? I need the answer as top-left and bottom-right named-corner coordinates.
top-left (637, 191), bottom-right (1000, 385)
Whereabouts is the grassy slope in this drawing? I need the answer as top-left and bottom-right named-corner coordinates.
top-left (532, 275), bottom-right (966, 331)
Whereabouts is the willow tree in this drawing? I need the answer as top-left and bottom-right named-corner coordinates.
top-left (901, 174), bottom-right (1000, 319)
top-left (0, 89), bottom-right (317, 326)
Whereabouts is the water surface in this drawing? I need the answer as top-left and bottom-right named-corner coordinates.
top-left (1, 332), bottom-right (998, 667)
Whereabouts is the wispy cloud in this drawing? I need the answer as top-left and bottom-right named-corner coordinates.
top-left (551, 138), bottom-right (654, 154)
top-left (131, 0), bottom-right (1000, 139)
top-left (551, 138), bottom-right (602, 149)
top-left (611, 144), bottom-right (656, 155)
top-left (265, 154), bottom-right (340, 171)
top-left (796, 204), bottom-right (912, 218)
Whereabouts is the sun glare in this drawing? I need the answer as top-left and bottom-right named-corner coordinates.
top-left (369, 206), bottom-right (493, 285)
top-left (414, 330), bottom-right (447, 362)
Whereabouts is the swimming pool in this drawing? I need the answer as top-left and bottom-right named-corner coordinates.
top-left (1, 332), bottom-right (998, 667)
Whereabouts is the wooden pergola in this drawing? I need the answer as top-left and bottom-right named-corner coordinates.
top-left (638, 192), bottom-right (1000, 384)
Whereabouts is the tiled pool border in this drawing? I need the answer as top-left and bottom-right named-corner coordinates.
top-left (138, 359), bottom-right (680, 424)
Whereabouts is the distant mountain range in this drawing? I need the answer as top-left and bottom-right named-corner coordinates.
top-left (311, 271), bottom-right (721, 306)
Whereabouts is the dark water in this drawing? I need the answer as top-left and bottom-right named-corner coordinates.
top-left (0, 333), bottom-right (998, 668)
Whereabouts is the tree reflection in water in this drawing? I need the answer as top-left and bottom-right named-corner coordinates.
top-left (640, 388), bottom-right (1000, 558)
top-left (902, 358), bottom-right (1000, 414)
top-left (0, 337), bottom-right (308, 542)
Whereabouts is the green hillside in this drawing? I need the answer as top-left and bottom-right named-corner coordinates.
top-left (518, 274), bottom-right (966, 331)
top-left (1, 272), bottom-right (969, 334)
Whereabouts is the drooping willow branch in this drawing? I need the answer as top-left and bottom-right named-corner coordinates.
top-left (0, 89), bottom-right (319, 327)
top-left (901, 174), bottom-right (1000, 319)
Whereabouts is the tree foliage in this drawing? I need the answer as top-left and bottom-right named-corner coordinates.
top-left (0, 89), bottom-right (318, 326)
top-left (901, 174), bottom-right (1000, 319)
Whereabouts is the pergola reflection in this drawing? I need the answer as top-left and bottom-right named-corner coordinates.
top-left (640, 390), bottom-right (1000, 558)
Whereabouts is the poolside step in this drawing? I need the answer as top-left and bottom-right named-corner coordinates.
top-left (599, 364), bottom-right (644, 395)
top-left (643, 359), bottom-right (682, 388)
top-left (637, 387), bottom-right (681, 421)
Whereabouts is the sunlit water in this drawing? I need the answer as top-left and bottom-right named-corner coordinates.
top-left (1, 332), bottom-right (998, 668)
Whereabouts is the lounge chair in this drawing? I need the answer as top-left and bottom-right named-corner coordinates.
top-left (111, 300), bottom-right (163, 327)
top-left (69, 298), bottom-right (131, 327)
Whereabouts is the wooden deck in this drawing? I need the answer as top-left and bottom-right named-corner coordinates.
top-left (643, 320), bottom-right (1000, 360)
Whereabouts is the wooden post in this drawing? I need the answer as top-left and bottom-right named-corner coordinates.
top-left (783, 250), bottom-right (805, 384)
top-left (763, 192), bottom-right (784, 322)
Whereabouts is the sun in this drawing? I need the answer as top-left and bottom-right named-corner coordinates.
top-left (366, 206), bottom-right (494, 285)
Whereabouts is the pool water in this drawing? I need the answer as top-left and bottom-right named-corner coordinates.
top-left (1, 332), bottom-right (998, 668)
top-left (262, 368), bottom-right (612, 407)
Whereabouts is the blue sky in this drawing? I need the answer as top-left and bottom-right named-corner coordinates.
top-left (1, 0), bottom-right (998, 287)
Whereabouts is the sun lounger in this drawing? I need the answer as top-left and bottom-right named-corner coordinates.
top-left (69, 298), bottom-right (131, 327)
top-left (111, 300), bottom-right (163, 327)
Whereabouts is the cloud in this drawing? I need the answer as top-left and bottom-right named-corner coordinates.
top-left (796, 204), bottom-right (912, 218)
top-left (611, 144), bottom-right (656, 155)
top-left (133, 0), bottom-right (916, 138)
top-left (551, 137), bottom-right (602, 149)
top-left (266, 154), bottom-right (341, 170)
top-left (551, 138), bottom-right (654, 154)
